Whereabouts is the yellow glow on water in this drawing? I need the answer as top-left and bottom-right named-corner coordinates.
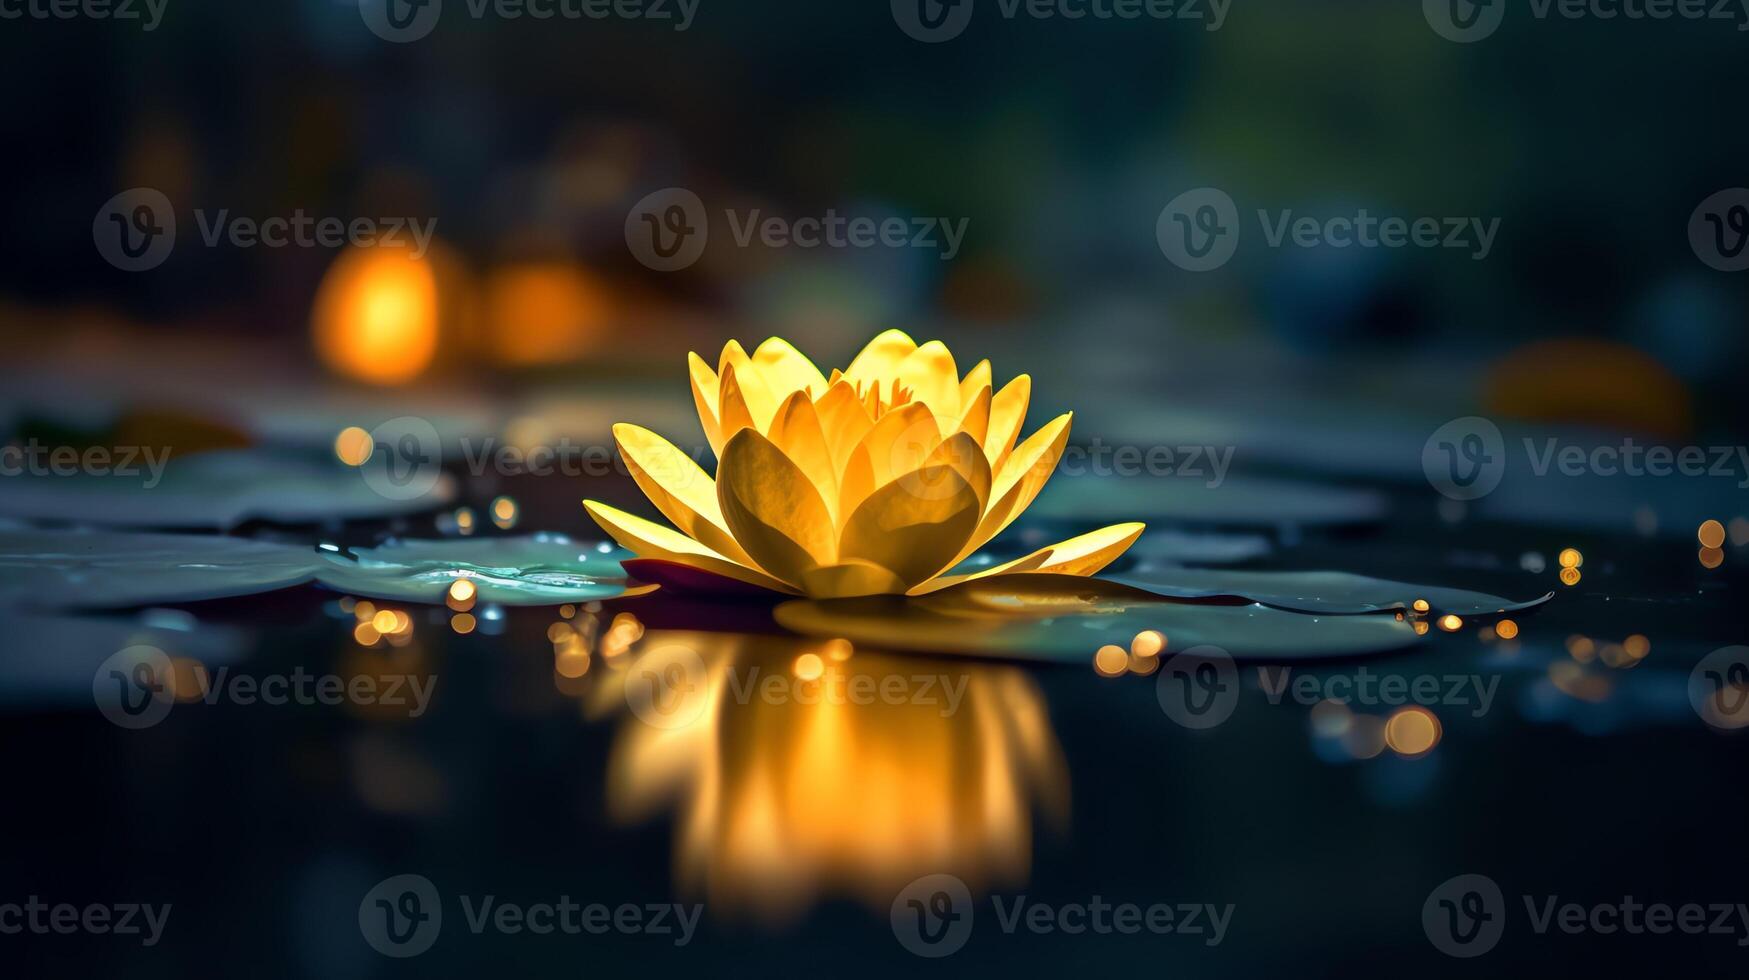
top-left (1412, 598), bottom-right (1430, 613)
top-left (334, 426), bottom-right (374, 466)
top-left (1438, 614), bottom-right (1463, 633)
top-left (312, 244), bottom-right (440, 386)
top-left (1700, 546), bottom-right (1724, 569)
top-left (353, 622), bottom-right (381, 647)
top-left (1559, 548), bottom-right (1583, 569)
top-left (1385, 707), bottom-right (1441, 758)
top-left (823, 638), bottom-right (854, 661)
top-left (446, 579), bottom-right (476, 611)
top-left (371, 610), bottom-right (400, 634)
top-left (1567, 635), bottom-right (1597, 663)
top-left (1412, 620), bottom-right (1430, 635)
top-left (1130, 630), bottom-right (1166, 658)
top-left (1127, 653), bottom-right (1160, 676)
top-left (1093, 644), bottom-right (1128, 677)
top-left (455, 508), bottom-right (477, 536)
top-left (491, 496), bottom-right (519, 530)
top-left (793, 653), bottom-right (825, 681)
top-left (451, 613), bottom-right (476, 635)
top-left (1698, 519), bottom-right (1726, 550)
top-left (1624, 634), bottom-right (1650, 660)
top-left (1560, 566), bottom-right (1582, 586)
top-left (1495, 619), bottom-right (1520, 640)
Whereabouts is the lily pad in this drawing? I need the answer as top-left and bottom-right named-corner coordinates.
top-left (0, 449), bottom-right (455, 529)
top-left (0, 529), bottom-right (322, 608)
top-left (1109, 567), bottom-right (1552, 617)
top-left (774, 574), bottom-right (1420, 663)
top-left (314, 534), bottom-right (631, 605)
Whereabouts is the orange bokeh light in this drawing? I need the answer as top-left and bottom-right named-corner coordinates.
top-left (312, 244), bottom-right (440, 385)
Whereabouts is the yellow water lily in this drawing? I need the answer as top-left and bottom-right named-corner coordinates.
top-left (584, 330), bottom-right (1143, 599)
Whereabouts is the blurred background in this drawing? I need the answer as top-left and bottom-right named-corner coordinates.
top-left (3, 2), bottom-right (1749, 977)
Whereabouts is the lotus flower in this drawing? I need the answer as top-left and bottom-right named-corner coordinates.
top-left (584, 330), bottom-right (1143, 599)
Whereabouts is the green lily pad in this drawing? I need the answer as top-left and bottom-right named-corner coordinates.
top-left (0, 530), bottom-right (322, 608)
top-left (1110, 567), bottom-right (1552, 617)
top-left (314, 534), bottom-right (631, 605)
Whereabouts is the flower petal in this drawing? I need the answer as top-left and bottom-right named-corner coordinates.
top-left (954, 412), bottom-right (1072, 565)
top-left (611, 423), bottom-right (754, 568)
top-left (956, 384), bottom-right (992, 447)
top-left (985, 374), bottom-right (1032, 470)
top-left (813, 379), bottom-right (874, 474)
top-left (912, 522), bottom-right (1144, 595)
top-left (767, 390), bottom-right (839, 520)
top-left (687, 352), bottom-right (723, 458)
top-left (959, 359), bottom-right (992, 406)
top-left (921, 431), bottom-right (992, 512)
top-left (751, 336), bottom-right (829, 399)
top-left (856, 401), bottom-right (942, 489)
top-left (799, 560), bottom-right (909, 599)
top-left (896, 339), bottom-right (960, 422)
top-left (843, 328), bottom-right (917, 388)
top-left (583, 499), bottom-right (795, 594)
top-left (838, 463), bottom-right (983, 589)
top-left (716, 428), bottom-right (837, 586)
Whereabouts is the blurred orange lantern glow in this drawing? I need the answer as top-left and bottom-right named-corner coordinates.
top-left (312, 244), bottom-right (440, 385)
top-left (480, 261), bottom-right (611, 366)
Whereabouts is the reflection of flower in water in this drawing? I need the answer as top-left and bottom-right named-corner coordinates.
top-left (586, 630), bottom-right (1067, 921)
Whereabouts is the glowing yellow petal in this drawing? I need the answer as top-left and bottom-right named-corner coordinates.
top-left (959, 359), bottom-right (991, 407)
top-left (813, 379), bottom-right (874, 474)
top-left (843, 328), bottom-right (917, 388)
top-left (716, 429), bottom-right (836, 587)
top-left (919, 431), bottom-right (992, 512)
top-left (896, 339), bottom-right (960, 421)
top-left (954, 412), bottom-right (1072, 565)
top-left (837, 442), bottom-right (878, 525)
top-left (767, 391), bottom-right (838, 517)
top-left (911, 522), bottom-right (1142, 595)
top-left (837, 463), bottom-right (983, 589)
top-left (719, 360), bottom-right (784, 444)
top-left (856, 401), bottom-right (942, 489)
top-left (751, 337), bottom-right (829, 399)
top-left (583, 499), bottom-right (795, 594)
top-left (799, 560), bottom-right (908, 599)
top-left (688, 352), bottom-right (723, 458)
top-left (611, 423), bottom-right (755, 568)
top-left (957, 384), bottom-right (992, 447)
top-left (985, 374), bottom-right (1032, 470)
